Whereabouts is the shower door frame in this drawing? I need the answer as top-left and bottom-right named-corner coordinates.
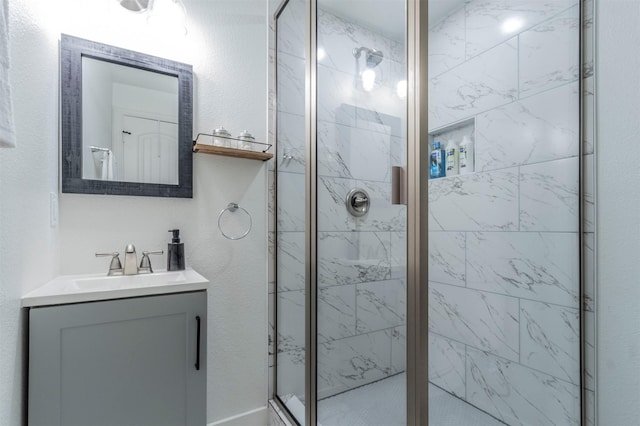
top-left (272, 0), bottom-right (430, 425)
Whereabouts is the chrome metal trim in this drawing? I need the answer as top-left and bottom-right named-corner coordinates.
top-left (273, 396), bottom-right (299, 426)
top-left (578, 0), bottom-right (588, 424)
top-left (406, 0), bottom-right (429, 424)
top-left (274, 0), bottom-right (291, 21)
top-left (305, 0), bottom-right (318, 425)
top-left (274, 1), bottom-right (290, 421)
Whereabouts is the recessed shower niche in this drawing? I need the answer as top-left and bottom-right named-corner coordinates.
top-left (428, 118), bottom-right (475, 179)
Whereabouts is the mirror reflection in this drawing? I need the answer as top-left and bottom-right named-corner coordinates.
top-left (82, 57), bottom-right (179, 185)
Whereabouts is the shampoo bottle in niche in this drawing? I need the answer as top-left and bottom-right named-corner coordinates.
top-left (445, 139), bottom-right (459, 176)
top-left (459, 136), bottom-right (474, 174)
top-left (430, 141), bottom-right (446, 179)
top-left (167, 229), bottom-right (185, 271)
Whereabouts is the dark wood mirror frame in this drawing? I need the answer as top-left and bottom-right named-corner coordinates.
top-left (60, 34), bottom-right (193, 198)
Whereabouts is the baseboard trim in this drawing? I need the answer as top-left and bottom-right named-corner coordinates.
top-left (209, 406), bottom-right (268, 426)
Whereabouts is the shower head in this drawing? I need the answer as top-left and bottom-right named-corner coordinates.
top-left (352, 47), bottom-right (384, 68)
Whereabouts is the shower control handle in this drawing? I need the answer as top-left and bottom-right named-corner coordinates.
top-left (346, 188), bottom-right (370, 217)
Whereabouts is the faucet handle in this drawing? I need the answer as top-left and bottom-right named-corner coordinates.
top-left (138, 250), bottom-right (164, 274)
top-left (95, 252), bottom-right (123, 276)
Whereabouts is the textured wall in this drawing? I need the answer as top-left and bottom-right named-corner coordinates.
top-left (427, 1), bottom-right (582, 425)
top-left (595, 0), bottom-right (640, 424)
top-left (0, 0), bottom-right (268, 424)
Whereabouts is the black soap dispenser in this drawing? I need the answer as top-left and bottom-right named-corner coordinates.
top-left (167, 229), bottom-right (185, 271)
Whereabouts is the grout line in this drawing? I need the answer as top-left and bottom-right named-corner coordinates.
top-left (429, 330), bottom-right (580, 388)
top-left (429, 279), bottom-right (581, 311)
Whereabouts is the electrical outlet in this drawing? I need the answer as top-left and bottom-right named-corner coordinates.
top-left (50, 192), bottom-right (59, 228)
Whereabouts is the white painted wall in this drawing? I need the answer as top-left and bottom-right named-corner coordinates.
top-left (0, 0), bottom-right (268, 424)
top-left (596, 0), bottom-right (640, 423)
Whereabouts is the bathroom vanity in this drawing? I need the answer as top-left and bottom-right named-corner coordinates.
top-left (22, 270), bottom-right (208, 426)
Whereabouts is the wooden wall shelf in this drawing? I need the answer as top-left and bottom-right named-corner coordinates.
top-left (193, 143), bottom-right (273, 161)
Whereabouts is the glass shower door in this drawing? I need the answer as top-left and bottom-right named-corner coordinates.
top-left (315, 2), bottom-right (408, 425)
top-left (275, 0), bottom-right (307, 423)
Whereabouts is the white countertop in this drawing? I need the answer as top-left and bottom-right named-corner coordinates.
top-left (22, 268), bottom-right (209, 308)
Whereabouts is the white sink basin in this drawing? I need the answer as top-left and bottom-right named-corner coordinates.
top-left (72, 271), bottom-right (188, 290)
top-left (23, 269), bottom-right (208, 307)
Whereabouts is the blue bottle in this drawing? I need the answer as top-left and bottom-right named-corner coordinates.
top-left (430, 141), bottom-right (446, 179)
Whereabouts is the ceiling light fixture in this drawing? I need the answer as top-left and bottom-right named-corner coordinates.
top-left (147, 0), bottom-right (188, 36)
top-left (116, 0), bottom-right (150, 13)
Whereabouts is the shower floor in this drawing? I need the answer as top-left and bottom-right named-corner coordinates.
top-left (316, 373), bottom-right (505, 426)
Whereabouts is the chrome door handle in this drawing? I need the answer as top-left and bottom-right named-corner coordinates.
top-left (392, 166), bottom-right (407, 205)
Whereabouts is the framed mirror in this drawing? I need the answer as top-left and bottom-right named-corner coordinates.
top-left (60, 34), bottom-right (193, 198)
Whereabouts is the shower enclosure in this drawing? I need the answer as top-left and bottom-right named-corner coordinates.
top-left (273, 0), bottom-right (585, 425)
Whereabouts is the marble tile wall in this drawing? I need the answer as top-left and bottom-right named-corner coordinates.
top-left (428, 0), bottom-right (585, 425)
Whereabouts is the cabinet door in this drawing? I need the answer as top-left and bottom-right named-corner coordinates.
top-left (28, 291), bottom-right (206, 426)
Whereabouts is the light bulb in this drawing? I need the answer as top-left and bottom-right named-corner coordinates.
top-left (501, 17), bottom-right (524, 34)
top-left (317, 47), bottom-right (326, 61)
top-left (147, 0), bottom-right (188, 36)
top-left (361, 69), bottom-right (376, 92)
top-left (396, 79), bottom-right (407, 99)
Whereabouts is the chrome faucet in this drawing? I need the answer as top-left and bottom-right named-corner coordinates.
top-left (95, 252), bottom-right (123, 276)
top-left (123, 244), bottom-right (138, 275)
top-left (97, 244), bottom-right (163, 276)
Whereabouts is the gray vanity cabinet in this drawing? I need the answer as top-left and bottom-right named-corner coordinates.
top-left (28, 291), bottom-right (206, 426)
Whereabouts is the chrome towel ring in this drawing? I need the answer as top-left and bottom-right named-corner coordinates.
top-left (218, 202), bottom-right (252, 240)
